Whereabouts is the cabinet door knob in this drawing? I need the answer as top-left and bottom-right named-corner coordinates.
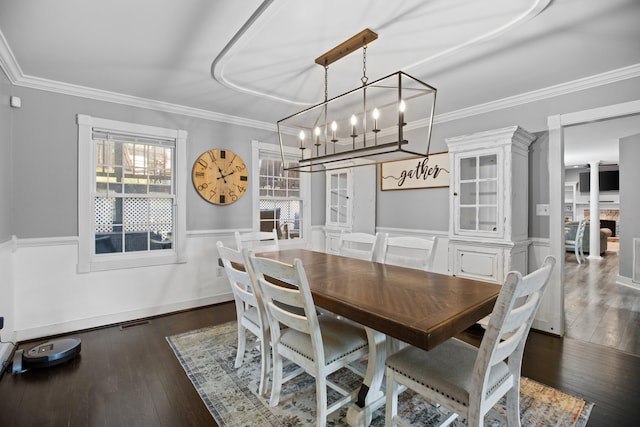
top-left (453, 192), bottom-right (458, 196)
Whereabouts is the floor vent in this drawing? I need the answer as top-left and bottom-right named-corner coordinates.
top-left (633, 238), bottom-right (640, 284)
top-left (119, 320), bottom-right (151, 330)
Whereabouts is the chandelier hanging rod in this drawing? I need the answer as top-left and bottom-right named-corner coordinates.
top-left (314, 28), bottom-right (378, 66)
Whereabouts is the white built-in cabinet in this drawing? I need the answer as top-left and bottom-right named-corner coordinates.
top-left (325, 159), bottom-right (376, 254)
top-left (446, 126), bottom-right (535, 284)
top-left (564, 181), bottom-right (578, 222)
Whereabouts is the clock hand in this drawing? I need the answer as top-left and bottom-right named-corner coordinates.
top-left (217, 170), bottom-right (235, 180)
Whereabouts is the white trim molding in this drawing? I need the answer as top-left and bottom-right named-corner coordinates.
top-left (1, 24), bottom-right (638, 132)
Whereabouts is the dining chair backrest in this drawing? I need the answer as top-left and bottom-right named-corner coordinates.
top-left (216, 241), bottom-right (270, 396)
top-left (337, 231), bottom-right (380, 261)
top-left (249, 254), bottom-right (369, 426)
top-left (235, 228), bottom-right (279, 252)
top-left (381, 235), bottom-right (438, 271)
top-left (470, 255), bottom-right (556, 419)
top-left (565, 218), bottom-right (586, 264)
top-left (385, 255), bottom-right (556, 427)
top-left (249, 255), bottom-right (319, 344)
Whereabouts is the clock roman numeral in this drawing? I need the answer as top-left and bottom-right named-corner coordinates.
top-left (240, 176), bottom-right (248, 181)
top-left (220, 150), bottom-right (226, 159)
top-left (208, 151), bottom-right (216, 162)
top-left (198, 159), bottom-right (207, 169)
top-left (219, 195), bottom-right (226, 204)
top-left (195, 171), bottom-right (204, 177)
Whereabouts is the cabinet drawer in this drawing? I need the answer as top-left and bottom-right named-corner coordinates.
top-left (450, 244), bottom-right (502, 283)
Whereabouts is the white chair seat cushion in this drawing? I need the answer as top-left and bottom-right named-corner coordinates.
top-left (280, 316), bottom-right (368, 364)
top-left (386, 338), bottom-right (510, 407)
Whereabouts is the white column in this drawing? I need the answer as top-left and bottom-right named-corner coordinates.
top-left (588, 161), bottom-right (602, 259)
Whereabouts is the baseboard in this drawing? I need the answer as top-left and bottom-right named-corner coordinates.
top-left (15, 292), bottom-right (233, 342)
top-left (617, 275), bottom-right (640, 291)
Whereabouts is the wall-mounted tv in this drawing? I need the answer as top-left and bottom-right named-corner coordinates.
top-left (579, 170), bottom-right (619, 192)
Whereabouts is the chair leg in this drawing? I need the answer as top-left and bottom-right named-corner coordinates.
top-left (574, 245), bottom-right (581, 264)
top-left (269, 349), bottom-right (283, 407)
top-left (385, 368), bottom-right (399, 427)
top-left (257, 332), bottom-right (270, 396)
top-left (505, 385), bottom-right (522, 427)
top-left (235, 323), bottom-right (246, 368)
top-left (315, 374), bottom-right (328, 427)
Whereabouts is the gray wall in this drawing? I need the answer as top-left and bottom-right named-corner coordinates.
top-left (9, 86), bottom-right (279, 238)
top-left (0, 69), bottom-right (11, 242)
top-left (6, 76), bottom-right (640, 240)
top-left (375, 77), bottom-right (640, 238)
top-left (619, 133), bottom-right (640, 278)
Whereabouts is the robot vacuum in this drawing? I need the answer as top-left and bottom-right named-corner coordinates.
top-left (12, 337), bottom-right (81, 374)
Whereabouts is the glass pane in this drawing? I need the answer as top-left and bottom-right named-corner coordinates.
top-left (95, 233), bottom-right (122, 254)
top-left (338, 172), bottom-right (347, 189)
top-left (478, 207), bottom-right (497, 231)
top-left (479, 180), bottom-right (497, 204)
top-left (479, 154), bottom-right (497, 179)
top-left (460, 157), bottom-right (476, 180)
top-left (331, 174), bottom-right (338, 188)
top-left (149, 184), bottom-right (171, 194)
top-left (124, 183), bottom-right (148, 194)
top-left (125, 231), bottom-right (149, 252)
top-left (460, 207), bottom-right (476, 230)
top-left (460, 182), bottom-right (476, 204)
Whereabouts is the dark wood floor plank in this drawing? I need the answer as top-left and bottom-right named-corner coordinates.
top-left (1, 300), bottom-right (638, 426)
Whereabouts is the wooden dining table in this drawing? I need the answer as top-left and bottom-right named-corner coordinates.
top-left (256, 248), bottom-right (501, 426)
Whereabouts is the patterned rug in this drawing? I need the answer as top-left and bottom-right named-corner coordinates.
top-left (167, 321), bottom-right (593, 427)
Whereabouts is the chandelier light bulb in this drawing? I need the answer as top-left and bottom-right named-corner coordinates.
top-left (372, 108), bottom-right (380, 120)
top-left (299, 130), bottom-right (305, 149)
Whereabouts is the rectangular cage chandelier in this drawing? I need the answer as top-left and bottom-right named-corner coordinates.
top-left (277, 29), bottom-right (437, 173)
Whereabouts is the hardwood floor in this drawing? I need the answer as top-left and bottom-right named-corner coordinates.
top-left (1, 301), bottom-right (638, 426)
top-left (564, 248), bottom-right (640, 355)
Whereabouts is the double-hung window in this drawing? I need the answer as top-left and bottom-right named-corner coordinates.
top-left (77, 115), bottom-right (187, 272)
top-left (252, 141), bottom-right (310, 245)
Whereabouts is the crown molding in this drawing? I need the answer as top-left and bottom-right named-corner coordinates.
top-left (434, 63), bottom-right (640, 124)
top-left (0, 29), bottom-right (22, 82)
top-left (1, 24), bottom-right (638, 131)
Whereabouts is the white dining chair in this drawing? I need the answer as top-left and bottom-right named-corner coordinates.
top-left (235, 228), bottom-right (279, 252)
top-left (249, 254), bottom-right (369, 427)
top-left (565, 218), bottom-right (586, 264)
top-left (337, 231), bottom-right (380, 261)
top-left (385, 256), bottom-right (556, 427)
top-left (216, 241), bottom-right (270, 396)
top-left (381, 235), bottom-right (438, 271)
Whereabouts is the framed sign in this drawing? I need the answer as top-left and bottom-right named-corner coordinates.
top-left (380, 152), bottom-right (449, 191)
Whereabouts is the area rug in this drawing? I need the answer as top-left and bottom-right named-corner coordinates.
top-left (167, 321), bottom-right (593, 426)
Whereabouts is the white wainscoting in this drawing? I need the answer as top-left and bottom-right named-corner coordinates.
top-left (527, 238), bottom-right (557, 335)
top-left (0, 237), bottom-right (16, 369)
top-left (10, 231), bottom-right (237, 341)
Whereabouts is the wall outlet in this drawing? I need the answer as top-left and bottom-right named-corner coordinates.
top-left (536, 204), bottom-right (550, 216)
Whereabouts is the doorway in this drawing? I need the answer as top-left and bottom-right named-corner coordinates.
top-left (545, 100), bottom-right (640, 340)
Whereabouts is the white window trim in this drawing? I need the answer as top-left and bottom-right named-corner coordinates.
top-left (77, 114), bottom-right (187, 272)
top-left (251, 140), bottom-right (311, 248)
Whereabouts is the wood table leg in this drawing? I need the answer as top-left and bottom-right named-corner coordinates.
top-left (346, 327), bottom-right (387, 426)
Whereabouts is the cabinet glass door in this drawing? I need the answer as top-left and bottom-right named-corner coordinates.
top-left (457, 153), bottom-right (499, 233)
top-left (328, 171), bottom-right (349, 226)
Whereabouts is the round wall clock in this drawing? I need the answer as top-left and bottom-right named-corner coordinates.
top-left (192, 148), bottom-right (249, 205)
